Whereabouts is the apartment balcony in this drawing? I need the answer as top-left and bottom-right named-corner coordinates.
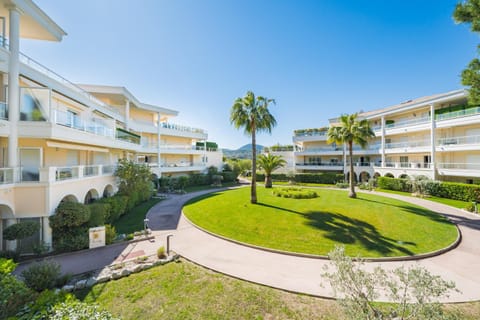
top-left (295, 163), bottom-right (344, 171)
top-left (351, 144), bottom-right (381, 154)
top-left (140, 143), bottom-right (207, 155)
top-left (148, 162), bottom-right (206, 174)
top-left (373, 162), bottom-right (434, 179)
top-left (437, 163), bottom-right (480, 178)
top-left (372, 117), bottom-right (431, 134)
top-left (437, 135), bottom-right (480, 152)
top-left (384, 140), bottom-right (430, 154)
top-left (435, 106), bottom-right (480, 128)
top-left (293, 130), bottom-right (328, 142)
top-left (295, 147), bottom-right (343, 156)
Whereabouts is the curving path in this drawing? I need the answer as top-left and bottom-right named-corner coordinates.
top-left (146, 187), bottom-right (480, 303)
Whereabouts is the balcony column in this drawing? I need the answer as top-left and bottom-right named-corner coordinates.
top-left (125, 100), bottom-right (130, 130)
top-left (6, 6), bottom-right (21, 179)
top-left (203, 140), bottom-right (207, 165)
top-left (157, 112), bottom-right (161, 175)
top-left (430, 104), bottom-right (436, 180)
top-left (381, 116), bottom-right (386, 167)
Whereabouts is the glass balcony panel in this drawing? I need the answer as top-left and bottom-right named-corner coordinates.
top-left (19, 87), bottom-right (50, 121)
top-left (0, 102), bottom-right (7, 120)
top-left (0, 168), bottom-right (13, 184)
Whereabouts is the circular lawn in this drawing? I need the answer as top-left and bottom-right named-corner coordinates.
top-left (182, 187), bottom-right (458, 258)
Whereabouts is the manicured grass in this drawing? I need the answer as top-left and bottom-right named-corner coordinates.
top-left (184, 182), bottom-right (238, 193)
top-left (183, 187), bottom-right (458, 257)
top-left (77, 259), bottom-right (480, 320)
top-left (79, 259), bottom-right (344, 320)
top-left (113, 198), bottom-right (162, 234)
top-left (375, 188), bottom-right (470, 209)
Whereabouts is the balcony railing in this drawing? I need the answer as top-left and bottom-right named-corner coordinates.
top-left (437, 135), bottom-right (480, 146)
top-left (0, 168), bottom-right (14, 184)
top-left (294, 130), bottom-right (328, 137)
top-left (385, 140), bottom-right (430, 149)
top-left (0, 102), bottom-right (7, 120)
top-left (374, 162), bottom-right (433, 169)
top-left (161, 122), bottom-right (206, 135)
top-left (437, 163), bottom-right (480, 170)
top-left (296, 162), bottom-right (344, 167)
top-left (55, 164), bottom-right (115, 181)
top-left (56, 166), bottom-right (80, 181)
top-left (436, 106), bottom-right (480, 121)
top-left (54, 109), bottom-right (115, 138)
top-left (116, 128), bottom-right (141, 145)
top-left (372, 117), bottom-right (430, 131)
top-left (297, 146), bottom-right (342, 152)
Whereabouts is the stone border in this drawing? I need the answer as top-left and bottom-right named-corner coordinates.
top-left (181, 191), bottom-right (462, 262)
top-left (60, 254), bottom-right (179, 293)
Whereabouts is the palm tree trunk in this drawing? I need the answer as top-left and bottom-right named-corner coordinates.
top-left (265, 174), bottom-right (272, 188)
top-left (349, 140), bottom-right (356, 198)
top-left (251, 126), bottom-right (257, 204)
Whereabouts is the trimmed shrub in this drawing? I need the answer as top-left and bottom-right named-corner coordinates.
top-left (87, 203), bottom-right (107, 227)
top-left (157, 246), bottom-right (166, 259)
top-left (272, 187), bottom-right (318, 199)
top-left (256, 172), bottom-right (344, 185)
top-left (377, 177), bottom-right (411, 192)
top-left (21, 259), bottom-right (61, 292)
top-left (49, 202), bottom-right (90, 229)
top-left (222, 171), bottom-right (237, 183)
top-left (53, 228), bottom-right (89, 252)
top-left (336, 182), bottom-right (349, 189)
top-left (2, 221), bottom-right (40, 241)
top-left (105, 224), bottom-right (116, 245)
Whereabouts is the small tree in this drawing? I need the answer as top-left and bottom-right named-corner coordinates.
top-left (2, 221), bottom-right (40, 253)
top-left (257, 153), bottom-right (286, 188)
top-left (322, 246), bottom-right (457, 320)
top-left (115, 159), bottom-right (154, 208)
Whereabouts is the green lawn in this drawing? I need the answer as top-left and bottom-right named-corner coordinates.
top-left (183, 187), bottom-right (458, 257)
top-left (184, 182), bottom-right (238, 193)
top-left (375, 188), bottom-right (470, 209)
top-left (113, 198), bottom-right (162, 234)
top-left (78, 259), bottom-right (479, 320)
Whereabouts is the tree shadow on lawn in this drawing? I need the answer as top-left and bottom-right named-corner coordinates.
top-left (355, 196), bottom-right (453, 225)
top-left (257, 202), bottom-right (416, 256)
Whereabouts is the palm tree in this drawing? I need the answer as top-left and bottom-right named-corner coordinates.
top-left (257, 153), bottom-right (286, 188)
top-left (230, 91), bottom-right (276, 203)
top-left (327, 113), bottom-right (375, 198)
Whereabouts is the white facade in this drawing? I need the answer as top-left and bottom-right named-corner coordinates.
top-left (293, 89), bottom-right (480, 184)
top-left (0, 0), bottom-right (222, 252)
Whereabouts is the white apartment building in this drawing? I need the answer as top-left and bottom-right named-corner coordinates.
top-left (0, 0), bottom-right (222, 253)
top-left (293, 89), bottom-right (480, 184)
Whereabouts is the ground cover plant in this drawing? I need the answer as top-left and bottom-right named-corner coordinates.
top-left (272, 187), bottom-right (318, 199)
top-left (183, 187), bottom-right (458, 257)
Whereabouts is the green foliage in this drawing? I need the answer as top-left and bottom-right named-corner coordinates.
top-left (50, 202), bottom-right (91, 252)
top-left (87, 202), bottom-right (107, 227)
top-left (465, 202), bottom-right (477, 213)
top-left (323, 246), bottom-right (457, 320)
top-left (454, 0), bottom-right (480, 104)
top-left (2, 221), bottom-right (40, 241)
top-left (15, 290), bottom-right (71, 320)
top-left (211, 174), bottom-right (224, 186)
top-left (21, 259), bottom-right (61, 292)
top-left (255, 172), bottom-right (344, 185)
top-left (50, 202), bottom-right (90, 229)
top-left (105, 224), bottom-right (116, 245)
top-left (257, 153), bottom-right (287, 188)
top-left (49, 299), bottom-right (120, 320)
top-left (115, 158), bottom-right (154, 207)
top-left (272, 187), bottom-right (318, 199)
top-left (0, 250), bottom-right (20, 261)
top-left (0, 258), bottom-right (34, 319)
top-left (377, 176), bottom-right (412, 192)
top-left (157, 246), bottom-right (166, 259)
top-left (378, 176), bottom-right (480, 202)
top-left (221, 171), bottom-right (237, 183)
top-left (335, 182), bottom-right (349, 189)
top-left (196, 141), bottom-right (218, 151)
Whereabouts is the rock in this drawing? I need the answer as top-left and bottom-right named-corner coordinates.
top-left (111, 272), bottom-right (122, 280)
top-left (62, 284), bottom-right (75, 292)
top-left (86, 278), bottom-right (97, 287)
top-left (120, 269), bottom-right (131, 277)
top-left (75, 279), bottom-right (87, 290)
top-left (96, 275), bottom-right (111, 283)
top-left (132, 265), bottom-right (143, 273)
top-left (141, 263), bottom-right (153, 270)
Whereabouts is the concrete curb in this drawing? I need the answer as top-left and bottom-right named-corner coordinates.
top-left (181, 189), bottom-right (462, 262)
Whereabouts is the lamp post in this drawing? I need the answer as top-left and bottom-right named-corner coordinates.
top-left (143, 218), bottom-right (150, 234)
top-left (166, 234), bottom-right (174, 255)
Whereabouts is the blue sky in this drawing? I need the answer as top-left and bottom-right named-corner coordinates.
top-left (22, 0), bottom-right (478, 149)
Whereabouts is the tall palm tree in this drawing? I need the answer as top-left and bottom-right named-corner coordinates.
top-left (257, 153), bottom-right (286, 188)
top-left (230, 91), bottom-right (276, 203)
top-left (327, 113), bottom-right (375, 198)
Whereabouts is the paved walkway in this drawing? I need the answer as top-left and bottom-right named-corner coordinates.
top-left (15, 187), bottom-right (480, 302)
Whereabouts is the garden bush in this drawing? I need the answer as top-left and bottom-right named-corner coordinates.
top-left (222, 171), bottom-right (237, 183)
top-left (87, 203), bottom-right (107, 227)
top-left (50, 202), bottom-right (91, 252)
top-left (0, 258), bottom-right (33, 319)
top-left (157, 246), bottom-right (166, 259)
top-left (378, 177), bottom-right (480, 202)
top-left (105, 224), bottom-right (116, 245)
top-left (256, 172), bottom-right (344, 185)
top-left (272, 187), bottom-right (318, 199)
top-left (21, 259), bottom-right (61, 292)
top-left (2, 221), bottom-right (40, 241)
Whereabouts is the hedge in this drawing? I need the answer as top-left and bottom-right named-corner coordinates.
top-left (377, 176), bottom-right (480, 202)
top-left (256, 172), bottom-right (344, 185)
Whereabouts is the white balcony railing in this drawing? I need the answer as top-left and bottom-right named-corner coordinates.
top-left (385, 140), bottom-right (430, 149)
top-left (54, 109), bottom-right (115, 138)
top-left (437, 135), bottom-right (480, 146)
top-left (374, 162), bottom-right (433, 169)
top-left (0, 167), bottom-right (14, 184)
top-left (437, 163), bottom-right (480, 170)
top-left (55, 164), bottom-right (115, 181)
top-left (436, 107), bottom-right (480, 121)
top-left (296, 162), bottom-right (344, 167)
top-left (372, 117), bottom-right (430, 131)
top-left (161, 122), bottom-right (206, 135)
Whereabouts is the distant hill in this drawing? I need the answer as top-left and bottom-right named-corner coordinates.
top-left (222, 144), bottom-right (265, 159)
